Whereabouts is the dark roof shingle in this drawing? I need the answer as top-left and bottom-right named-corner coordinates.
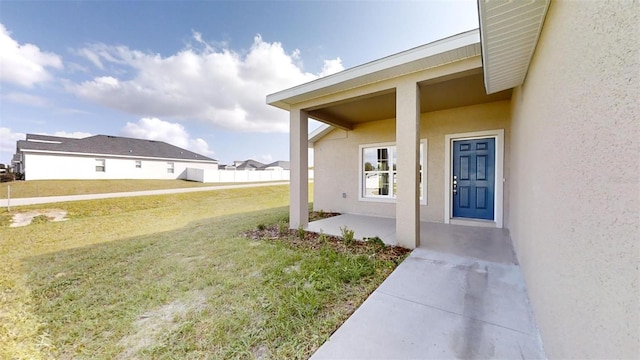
top-left (18, 134), bottom-right (216, 162)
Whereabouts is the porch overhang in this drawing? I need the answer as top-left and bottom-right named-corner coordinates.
top-left (266, 29), bottom-right (482, 114)
top-left (266, 0), bottom-right (551, 118)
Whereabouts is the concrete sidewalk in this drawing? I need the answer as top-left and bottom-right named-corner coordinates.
top-left (308, 215), bottom-right (545, 359)
top-left (0, 181), bottom-right (289, 207)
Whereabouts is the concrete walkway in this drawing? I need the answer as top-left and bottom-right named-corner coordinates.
top-left (0, 181), bottom-right (289, 207)
top-left (308, 214), bottom-right (545, 359)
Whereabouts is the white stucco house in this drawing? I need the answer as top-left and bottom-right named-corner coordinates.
top-left (13, 133), bottom-right (218, 180)
top-left (268, 0), bottom-right (638, 358)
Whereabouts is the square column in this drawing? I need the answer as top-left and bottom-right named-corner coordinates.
top-left (290, 108), bottom-right (309, 229)
top-left (395, 82), bottom-right (421, 249)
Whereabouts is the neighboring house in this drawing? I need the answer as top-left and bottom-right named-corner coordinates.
top-left (13, 134), bottom-right (218, 180)
top-left (225, 159), bottom-right (290, 171)
top-left (11, 153), bottom-right (21, 173)
top-left (260, 160), bottom-right (290, 171)
top-left (268, 1), bottom-right (638, 359)
top-left (230, 159), bottom-right (265, 171)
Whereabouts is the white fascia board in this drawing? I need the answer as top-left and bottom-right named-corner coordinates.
top-left (21, 149), bottom-right (218, 164)
top-left (267, 29), bottom-right (481, 109)
top-left (27, 139), bottom-right (63, 144)
top-left (308, 124), bottom-right (333, 147)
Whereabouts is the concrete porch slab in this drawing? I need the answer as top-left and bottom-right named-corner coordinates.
top-left (308, 215), bottom-right (545, 359)
top-left (307, 214), bottom-right (517, 264)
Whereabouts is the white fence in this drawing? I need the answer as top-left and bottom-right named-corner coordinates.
top-left (186, 168), bottom-right (314, 183)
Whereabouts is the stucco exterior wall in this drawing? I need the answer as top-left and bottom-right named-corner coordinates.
top-left (508, 1), bottom-right (639, 358)
top-left (23, 153), bottom-right (217, 180)
top-left (313, 100), bottom-right (511, 224)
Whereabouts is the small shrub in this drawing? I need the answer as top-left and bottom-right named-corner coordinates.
top-left (278, 221), bottom-right (288, 236)
top-left (297, 226), bottom-right (305, 240)
top-left (340, 226), bottom-right (355, 246)
top-left (31, 215), bottom-right (51, 225)
top-left (256, 223), bottom-right (266, 231)
top-left (0, 173), bottom-right (15, 183)
top-left (318, 230), bottom-right (328, 244)
top-left (366, 236), bottom-right (386, 250)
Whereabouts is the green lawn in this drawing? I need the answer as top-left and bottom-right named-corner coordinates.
top-left (0, 184), bottom-right (404, 359)
top-left (2, 179), bottom-right (285, 199)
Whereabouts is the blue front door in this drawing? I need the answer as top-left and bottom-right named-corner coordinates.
top-left (453, 138), bottom-right (495, 220)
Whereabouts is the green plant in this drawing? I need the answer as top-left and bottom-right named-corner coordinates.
top-left (318, 230), bottom-right (327, 244)
top-left (340, 226), bottom-right (355, 246)
top-left (257, 223), bottom-right (266, 231)
top-left (30, 215), bottom-right (51, 225)
top-left (366, 236), bottom-right (386, 250)
top-left (278, 221), bottom-right (288, 236)
top-left (297, 225), bottom-right (306, 240)
top-left (0, 172), bottom-right (15, 183)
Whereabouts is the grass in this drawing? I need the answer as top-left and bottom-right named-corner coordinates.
top-left (2, 179), bottom-right (286, 199)
top-left (0, 184), bottom-right (404, 359)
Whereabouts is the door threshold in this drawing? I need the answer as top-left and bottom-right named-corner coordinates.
top-left (450, 218), bottom-right (498, 228)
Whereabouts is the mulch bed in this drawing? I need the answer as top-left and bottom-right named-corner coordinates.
top-left (242, 211), bottom-right (410, 263)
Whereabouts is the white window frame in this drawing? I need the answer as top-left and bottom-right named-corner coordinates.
top-left (167, 162), bottom-right (174, 174)
top-left (135, 160), bottom-right (142, 169)
top-left (358, 139), bottom-right (427, 205)
top-left (95, 158), bottom-right (105, 172)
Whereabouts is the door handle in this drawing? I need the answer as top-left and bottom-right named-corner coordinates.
top-left (453, 175), bottom-right (457, 195)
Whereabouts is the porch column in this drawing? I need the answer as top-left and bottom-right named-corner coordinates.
top-left (395, 82), bottom-right (421, 248)
top-left (290, 107), bottom-right (309, 229)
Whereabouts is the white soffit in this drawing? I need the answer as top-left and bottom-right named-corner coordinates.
top-left (479, 0), bottom-right (550, 94)
top-left (267, 29), bottom-right (481, 110)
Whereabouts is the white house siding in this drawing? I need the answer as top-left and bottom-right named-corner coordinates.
top-left (312, 100), bottom-right (511, 224)
top-left (508, 1), bottom-right (639, 358)
top-left (23, 153), bottom-right (217, 180)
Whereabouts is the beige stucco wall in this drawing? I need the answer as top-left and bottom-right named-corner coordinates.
top-left (508, 1), bottom-right (639, 358)
top-left (313, 100), bottom-right (511, 225)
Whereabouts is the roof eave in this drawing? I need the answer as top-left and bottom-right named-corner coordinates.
top-left (308, 124), bottom-right (334, 147)
top-left (479, 0), bottom-right (550, 94)
top-left (20, 148), bottom-right (218, 163)
top-left (267, 29), bottom-right (481, 108)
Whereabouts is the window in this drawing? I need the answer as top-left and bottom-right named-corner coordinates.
top-left (359, 141), bottom-right (426, 204)
top-left (95, 159), bottom-right (105, 172)
top-left (167, 162), bottom-right (174, 174)
top-left (135, 160), bottom-right (142, 168)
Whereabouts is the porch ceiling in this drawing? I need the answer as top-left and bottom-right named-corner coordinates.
top-left (308, 71), bottom-right (512, 126)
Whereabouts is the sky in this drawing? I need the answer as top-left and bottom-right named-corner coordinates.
top-left (0, 0), bottom-right (478, 166)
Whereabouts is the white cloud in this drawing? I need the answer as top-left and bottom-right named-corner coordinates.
top-left (258, 154), bottom-right (273, 163)
top-left (0, 127), bottom-right (25, 153)
top-left (70, 33), bottom-right (344, 133)
top-left (319, 58), bottom-right (344, 77)
top-left (5, 92), bottom-right (50, 107)
top-left (121, 117), bottom-right (214, 156)
top-left (0, 23), bottom-right (63, 87)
